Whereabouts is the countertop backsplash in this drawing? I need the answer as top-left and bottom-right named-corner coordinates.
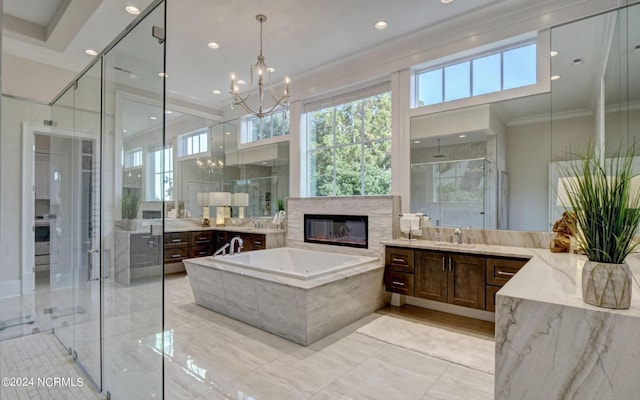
top-left (414, 227), bottom-right (555, 249)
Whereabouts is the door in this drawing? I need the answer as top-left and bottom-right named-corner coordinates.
top-left (48, 61), bottom-right (103, 389)
top-left (101, 3), bottom-right (166, 399)
top-left (448, 254), bottom-right (486, 310)
top-left (415, 250), bottom-right (448, 302)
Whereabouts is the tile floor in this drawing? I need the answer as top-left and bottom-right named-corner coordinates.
top-left (1, 272), bottom-right (495, 399)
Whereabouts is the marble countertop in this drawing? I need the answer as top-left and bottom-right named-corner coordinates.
top-left (383, 239), bottom-right (640, 317)
top-left (118, 221), bottom-right (285, 236)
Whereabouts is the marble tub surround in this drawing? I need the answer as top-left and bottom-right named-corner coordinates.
top-left (184, 252), bottom-right (389, 345)
top-left (495, 251), bottom-right (640, 399)
top-left (419, 227), bottom-right (555, 249)
top-left (286, 196), bottom-right (401, 258)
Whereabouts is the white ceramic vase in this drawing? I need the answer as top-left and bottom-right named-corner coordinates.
top-left (582, 260), bottom-right (632, 309)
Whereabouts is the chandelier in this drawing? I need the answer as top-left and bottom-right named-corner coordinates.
top-left (230, 14), bottom-right (290, 118)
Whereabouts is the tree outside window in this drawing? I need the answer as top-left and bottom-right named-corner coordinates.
top-left (307, 92), bottom-right (391, 196)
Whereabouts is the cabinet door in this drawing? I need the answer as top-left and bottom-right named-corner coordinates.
top-left (448, 254), bottom-right (486, 310)
top-left (385, 247), bottom-right (414, 273)
top-left (415, 250), bottom-right (448, 302)
top-left (385, 270), bottom-right (414, 296)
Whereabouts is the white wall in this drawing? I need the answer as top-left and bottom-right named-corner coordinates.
top-left (506, 115), bottom-right (594, 231)
top-left (0, 96), bottom-right (50, 291)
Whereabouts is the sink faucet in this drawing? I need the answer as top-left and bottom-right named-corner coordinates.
top-left (229, 236), bottom-right (244, 255)
top-left (213, 243), bottom-right (229, 256)
top-left (454, 228), bottom-right (462, 244)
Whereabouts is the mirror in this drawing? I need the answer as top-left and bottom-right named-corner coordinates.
top-left (410, 3), bottom-right (639, 232)
top-left (549, 3), bottom-right (640, 226)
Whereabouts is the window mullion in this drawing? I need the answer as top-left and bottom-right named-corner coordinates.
top-left (360, 99), bottom-right (365, 195)
top-left (332, 106), bottom-right (337, 196)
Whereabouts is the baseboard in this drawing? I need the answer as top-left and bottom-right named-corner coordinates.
top-left (404, 296), bottom-right (495, 322)
top-left (0, 280), bottom-right (21, 298)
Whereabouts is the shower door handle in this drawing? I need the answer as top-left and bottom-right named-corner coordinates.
top-left (88, 249), bottom-right (100, 281)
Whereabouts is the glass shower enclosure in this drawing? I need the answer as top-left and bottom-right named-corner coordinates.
top-left (410, 158), bottom-right (496, 229)
top-left (47, 1), bottom-right (166, 398)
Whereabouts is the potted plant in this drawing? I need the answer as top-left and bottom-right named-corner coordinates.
top-left (121, 189), bottom-right (141, 230)
top-left (560, 145), bottom-right (640, 309)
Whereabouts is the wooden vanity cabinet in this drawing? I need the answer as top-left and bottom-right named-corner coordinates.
top-left (384, 247), bottom-right (415, 295)
top-left (485, 256), bottom-right (528, 311)
top-left (415, 250), bottom-right (486, 310)
top-left (384, 245), bottom-right (529, 312)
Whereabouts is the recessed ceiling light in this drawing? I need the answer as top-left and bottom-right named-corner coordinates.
top-left (261, 162), bottom-right (268, 165)
top-left (441, 0), bottom-right (454, 3)
top-left (267, 67), bottom-right (275, 73)
top-left (165, 110), bottom-right (173, 114)
top-left (124, 5), bottom-right (140, 15)
top-left (129, 74), bottom-right (137, 78)
top-left (550, 50), bottom-right (559, 57)
top-left (413, 140), bottom-right (420, 144)
top-left (158, 72), bottom-right (168, 78)
top-left (207, 42), bottom-right (220, 49)
top-left (150, 116), bottom-right (157, 120)
top-left (237, 80), bottom-right (246, 85)
top-left (225, 131), bottom-right (231, 135)
top-left (122, 129), bottom-right (128, 133)
top-left (219, 146), bottom-right (224, 149)
top-left (84, 49), bottom-right (98, 56)
top-left (212, 90), bottom-right (221, 95)
top-left (551, 75), bottom-right (561, 80)
top-left (374, 21), bottom-right (388, 30)
top-left (459, 134), bottom-right (467, 138)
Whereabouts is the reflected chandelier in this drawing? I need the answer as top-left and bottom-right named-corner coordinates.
top-left (230, 14), bottom-right (290, 118)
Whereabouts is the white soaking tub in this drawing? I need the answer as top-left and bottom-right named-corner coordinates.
top-left (210, 247), bottom-right (377, 280)
top-left (183, 247), bottom-right (389, 345)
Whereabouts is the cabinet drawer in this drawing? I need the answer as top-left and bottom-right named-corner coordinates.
top-left (164, 232), bottom-right (190, 248)
top-left (384, 270), bottom-right (414, 296)
top-left (385, 247), bottom-right (415, 273)
top-left (486, 257), bottom-right (528, 286)
top-left (252, 234), bottom-right (266, 250)
top-left (191, 231), bottom-right (213, 245)
top-left (164, 246), bottom-right (190, 262)
top-left (486, 285), bottom-right (501, 312)
top-left (190, 245), bottom-right (212, 258)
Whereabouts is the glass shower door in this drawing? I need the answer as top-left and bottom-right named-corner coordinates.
top-left (101, 2), bottom-right (166, 398)
top-left (48, 61), bottom-right (103, 389)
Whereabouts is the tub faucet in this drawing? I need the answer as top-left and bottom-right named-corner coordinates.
top-left (229, 236), bottom-right (244, 255)
top-left (454, 228), bottom-right (462, 244)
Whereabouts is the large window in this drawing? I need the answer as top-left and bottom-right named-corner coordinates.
top-left (124, 148), bottom-right (142, 168)
top-left (148, 146), bottom-right (173, 201)
top-left (306, 89), bottom-right (391, 196)
top-left (178, 128), bottom-right (208, 157)
top-left (243, 109), bottom-right (289, 144)
top-left (416, 42), bottom-right (536, 107)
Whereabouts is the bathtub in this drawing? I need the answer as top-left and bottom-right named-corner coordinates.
top-left (210, 247), bottom-right (377, 280)
top-left (183, 247), bottom-right (389, 345)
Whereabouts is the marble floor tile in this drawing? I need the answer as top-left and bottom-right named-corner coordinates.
top-left (422, 364), bottom-right (494, 400)
top-left (2, 271), bottom-right (501, 399)
top-left (322, 355), bottom-right (442, 400)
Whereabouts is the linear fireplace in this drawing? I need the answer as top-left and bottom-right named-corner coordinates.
top-left (304, 214), bottom-right (368, 249)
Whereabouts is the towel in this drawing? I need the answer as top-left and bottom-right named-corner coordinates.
top-left (400, 217), bottom-right (420, 234)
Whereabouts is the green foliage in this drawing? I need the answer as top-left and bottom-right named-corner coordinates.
top-left (309, 92), bottom-right (391, 196)
top-left (276, 198), bottom-right (285, 211)
top-left (560, 145), bottom-right (640, 263)
top-left (122, 189), bottom-right (141, 220)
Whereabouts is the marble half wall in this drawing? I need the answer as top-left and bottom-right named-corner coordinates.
top-left (495, 294), bottom-right (640, 399)
top-left (286, 196), bottom-right (401, 258)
